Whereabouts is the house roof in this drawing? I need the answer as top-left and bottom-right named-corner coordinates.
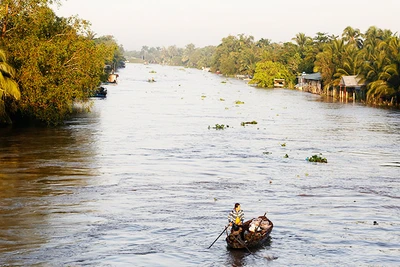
top-left (340, 76), bottom-right (365, 87)
top-left (298, 72), bottom-right (321, 81)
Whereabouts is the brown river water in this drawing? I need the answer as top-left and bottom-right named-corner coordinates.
top-left (1, 64), bottom-right (399, 266)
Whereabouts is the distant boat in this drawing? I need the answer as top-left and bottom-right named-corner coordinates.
top-left (107, 73), bottom-right (119, 84)
top-left (273, 79), bottom-right (285, 88)
top-left (91, 86), bottom-right (107, 98)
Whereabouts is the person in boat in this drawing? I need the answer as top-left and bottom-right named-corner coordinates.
top-left (228, 203), bottom-right (245, 236)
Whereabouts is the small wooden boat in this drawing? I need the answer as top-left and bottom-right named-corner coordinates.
top-left (91, 86), bottom-right (107, 98)
top-left (226, 214), bottom-right (273, 249)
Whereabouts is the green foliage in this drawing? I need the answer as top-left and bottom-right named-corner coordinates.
top-left (211, 34), bottom-right (259, 76)
top-left (241, 121), bottom-right (257, 126)
top-left (0, 1), bottom-right (115, 125)
top-left (130, 26), bottom-right (400, 106)
top-left (250, 61), bottom-right (295, 88)
top-left (307, 154), bottom-right (328, 163)
top-left (208, 124), bottom-right (226, 130)
top-left (0, 49), bottom-right (20, 124)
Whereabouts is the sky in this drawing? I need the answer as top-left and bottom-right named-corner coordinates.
top-left (53, 0), bottom-right (400, 51)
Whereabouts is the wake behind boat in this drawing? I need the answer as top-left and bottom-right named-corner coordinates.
top-left (226, 214), bottom-right (273, 249)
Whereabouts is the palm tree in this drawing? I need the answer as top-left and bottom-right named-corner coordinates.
top-left (86, 30), bottom-right (97, 40)
top-left (314, 39), bottom-right (346, 90)
top-left (335, 44), bottom-right (363, 78)
top-left (292, 33), bottom-right (312, 49)
top-left (360, 36), bottom-right (400, 103)
top-left (314, 32), bottom-right (330, 44)
top-left (342, 26), bottom-right (363, 48)
top-left (0, 49), bottom-right (20, 124)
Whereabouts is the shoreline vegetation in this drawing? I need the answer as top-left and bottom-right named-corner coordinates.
top-left (0, 0), bottom-right (126, 126)
top-left (126, 28), bottom-right (400, 109)
top-left (1, 1), bottom-right (399, 127)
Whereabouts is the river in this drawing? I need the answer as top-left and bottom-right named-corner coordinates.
top-left (1, 63), bottom-right (399, 266)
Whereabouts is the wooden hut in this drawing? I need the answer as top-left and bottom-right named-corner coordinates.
top-left (339, 76), bottom-right (366, 102)
top-left (295, 72), bottom-right (322, 94)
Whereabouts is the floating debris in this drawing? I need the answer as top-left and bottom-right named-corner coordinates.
top-left (307, 154), bottom-right (328, 163)
top-left (235, 100), bottom-right (245, 104)
top-left (241, 121), bottom-right (258, 126)
top-left (208, 124), bottom-right (228, 130)
top-left (281, 143), bottom-right (286, 147)
top-left (284, 154), bottom-right (289, 158)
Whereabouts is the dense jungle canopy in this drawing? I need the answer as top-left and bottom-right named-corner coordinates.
top-left (0, 0), bottom-right (125, 126)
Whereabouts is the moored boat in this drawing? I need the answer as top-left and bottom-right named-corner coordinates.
top-left (226, 214), bottom-right (273, 249)
top-left (91, 86), bottom-right (107, 98)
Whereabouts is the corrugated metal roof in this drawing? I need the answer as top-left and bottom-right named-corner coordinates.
top-left (340, 76), bottom-right (365, 87)
top-left (298, 72), bottom-right (321, 81)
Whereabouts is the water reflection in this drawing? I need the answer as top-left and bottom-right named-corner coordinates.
top-left (226, 249), bottom-right (249, 267)
top-left (0, 118), bottom-right (100, 264)
top-left (224, 237), bottom-right (274, 266)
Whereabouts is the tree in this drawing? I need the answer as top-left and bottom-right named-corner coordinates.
top-left (250, 61), bottom-right (295, 88)
top-left (95, 35), bottom-right (126, 70)
top-left (292, 33), bottom-right (312, 50)
top-left (362, 36), bottom-right (400, 103)
top-left (314, 39), bottom-right (347, 91)
top-left (334, 44), bottom-right (363, 78)
top-left (182, 43), bottom-right (195, 66)
top-left (1, 1), bottom-right (114, 125)
top-left (342, 26), bottom-right (363, 48)
top-left (0, 49), bottom-right (20, 124)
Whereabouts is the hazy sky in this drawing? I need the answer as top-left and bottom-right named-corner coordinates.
top-left (53, 0), bottom-right (399, 51)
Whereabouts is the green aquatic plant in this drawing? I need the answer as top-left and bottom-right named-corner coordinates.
top-left (235, 100), bottom-right (245, 104)
top-left (241, 121), bottom-right (258, 126)
top-left (284, 154), bottom-right (289, 158)
top-left (208, 124), bottom-right (227, 130)
top-left (149, 70), bottom-right (157, 73)
top-left (307, 154), bottom-right (328, 163)
top-left (281, 143), bottom-right (286, 147)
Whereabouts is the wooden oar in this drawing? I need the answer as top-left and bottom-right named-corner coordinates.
top-left (208, 224), bottom-right (229, 249)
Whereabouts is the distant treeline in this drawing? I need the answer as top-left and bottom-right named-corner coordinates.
top-left (0, 0), bottom-right (126, 126)
top-left (126, 26), bottom-right (400, 106)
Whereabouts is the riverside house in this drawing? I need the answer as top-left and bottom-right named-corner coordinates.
top-left (339, 75), bottom-right (366, 102)
top-left (295, 72), bottom-right (322, 94)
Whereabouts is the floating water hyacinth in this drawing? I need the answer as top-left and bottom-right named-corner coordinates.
top-left (208, 124), bottom-right (228, 130)
top-left (306, 154), bottom-right (328, 163)
top-left (241, 120), bottom-right (257, 126)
